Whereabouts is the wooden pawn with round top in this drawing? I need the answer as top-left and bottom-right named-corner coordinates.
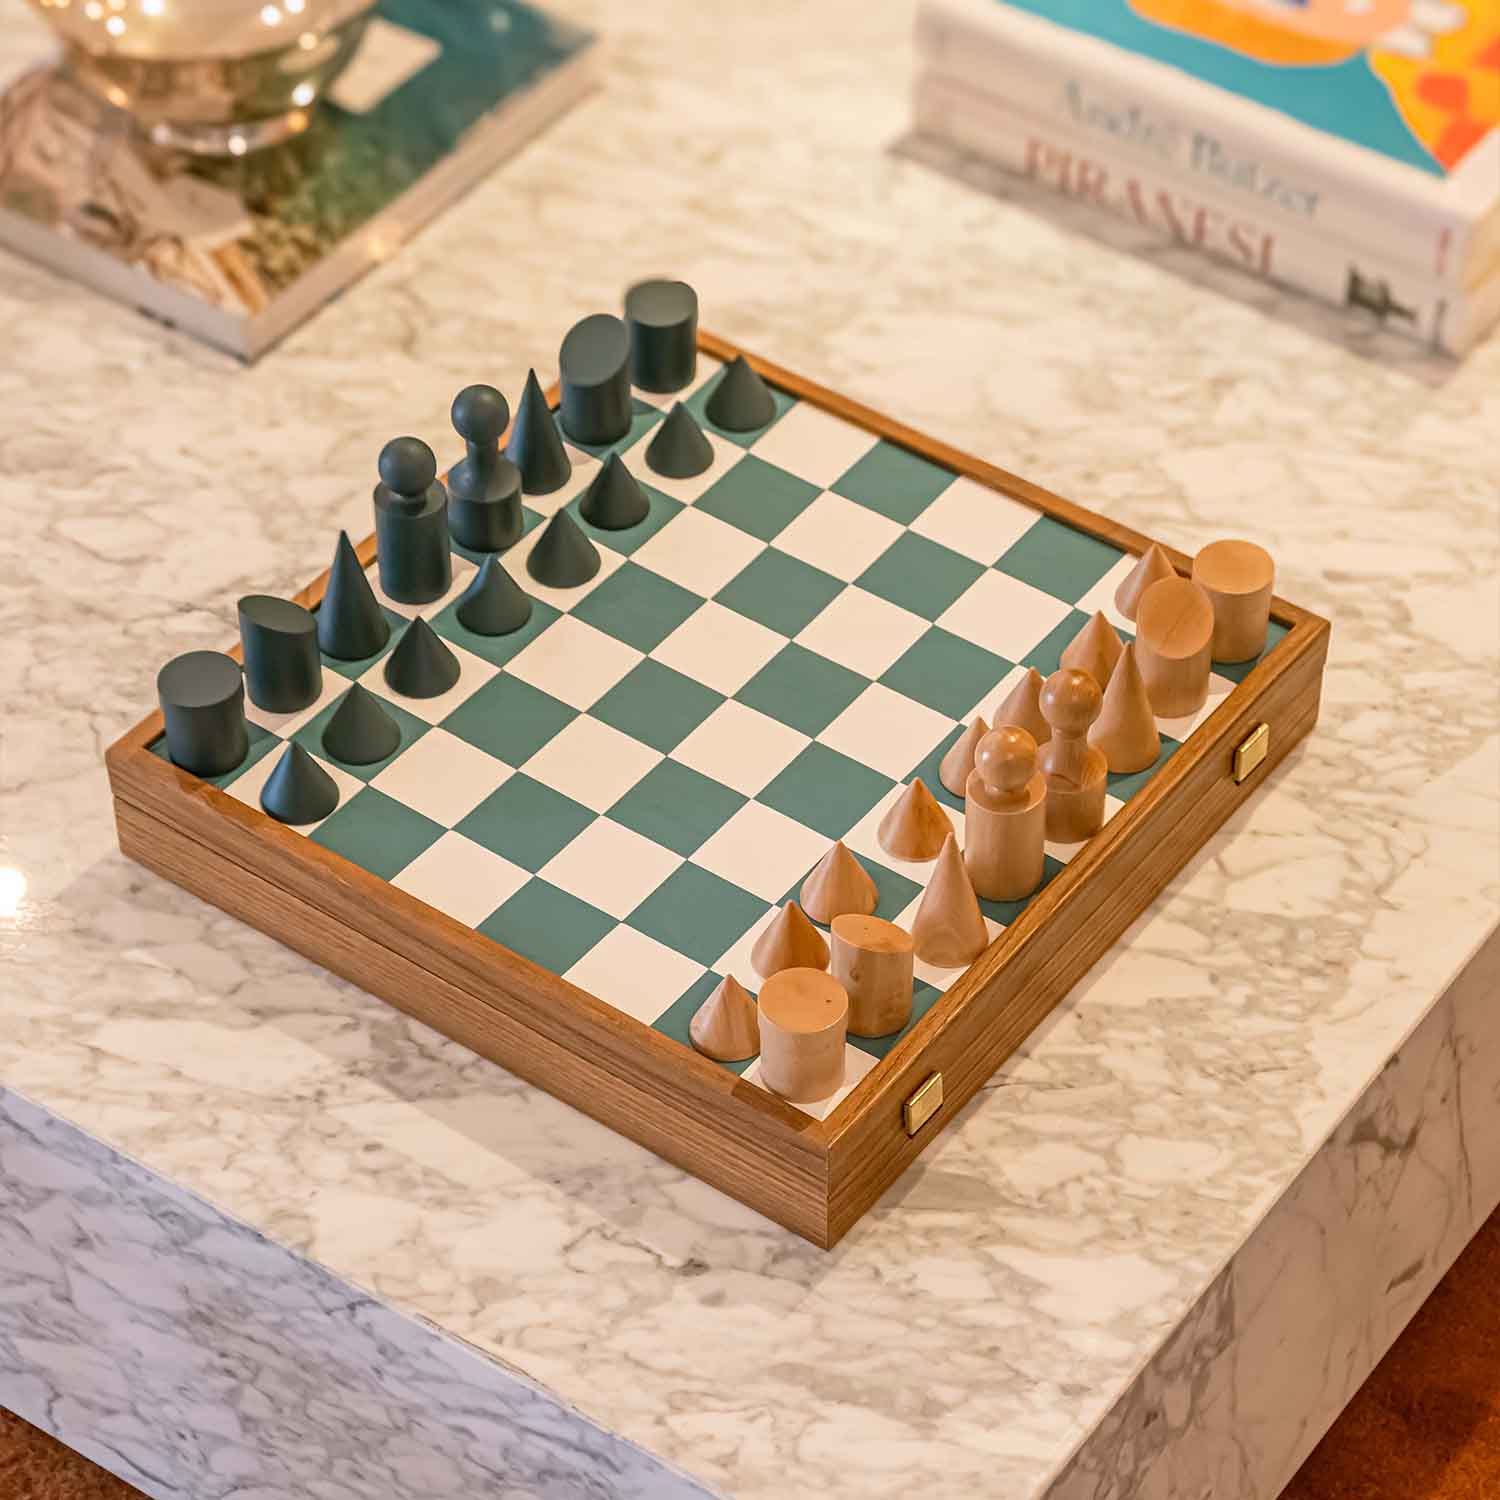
top-left (964, 725), bottom-right (1046, 901)
top-left (757, 968), bottom-right (849, 1103)
top-left (1038, 668), bottom-right (1108, 843)
top-left (1192, 539), bottom-right (1275, 663)
top-left (830, 915), bottom-right (915, 1038)
top-left (1135, 576), bottom-right (1214, 717)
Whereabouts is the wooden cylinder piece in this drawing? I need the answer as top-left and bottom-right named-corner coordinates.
top-left (757, 968), bottom-right (849, 1103)
top-left (1134, 576), bottom-right (1214, 719)
top-left (1192, 539), bottom-right (1275, 663)
top-left (830, 915), bottom-right (915, 1038)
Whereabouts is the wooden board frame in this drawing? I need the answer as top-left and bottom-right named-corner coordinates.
top-left (106, 331), bottom-right (1331, 1248)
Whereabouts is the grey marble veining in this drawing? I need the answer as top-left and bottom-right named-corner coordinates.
top-left (1, 0), bottom-right (1498, 1497)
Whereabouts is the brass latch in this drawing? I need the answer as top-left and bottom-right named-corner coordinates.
top-left (904, 1072), bottom-right (944, 1136)
top-left (1233, 722), bottom-right (1270, 784)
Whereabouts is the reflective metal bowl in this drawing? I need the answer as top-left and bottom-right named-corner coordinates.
top-left (25, 0), bottom-right (376, 155)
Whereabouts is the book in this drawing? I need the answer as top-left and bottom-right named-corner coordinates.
top-left (914, 0), bottom-right (1500, 290)
top-left (0, 1), bottom-right (598, 360)
top-left (913, 68), bottom-right (1500, 355)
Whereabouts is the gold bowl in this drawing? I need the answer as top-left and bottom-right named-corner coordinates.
top-left (25, 0), bottom-right (376, 154)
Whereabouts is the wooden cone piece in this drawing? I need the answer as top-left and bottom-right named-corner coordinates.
top-left (912, 833), bottom-right (989, 968)
top-left (751, 901), bottom-right (830, 979)
top-left (800, 841), bottom-right (877, 926)
top-left (1115, 543), bottom-right (1175, 621)
top-left (1089, 642), bottom-right (1160, 774)
top-left (877, 778), bottom-right (952, 862)
top-left (1060, 610), bottom-right (1123, 691)
top-left (939, 716), bottom-right (989, 797)
top-left (689, 974), bottom-right (760, 1062)
top-left (991, 667), bottom-right (1050, 745)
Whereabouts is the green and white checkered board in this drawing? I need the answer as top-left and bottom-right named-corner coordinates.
top-left (157, 354), bottom-right (1289, 1119)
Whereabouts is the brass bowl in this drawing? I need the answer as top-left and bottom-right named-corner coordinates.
top-left (25, 0), bottom-right (377, 155)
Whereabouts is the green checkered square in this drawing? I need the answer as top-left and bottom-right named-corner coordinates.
top-left (310, 786), bottom-right (443, 881)
top-left (153, 719), bottom-right (280, 791)
top-left (442, 671), bottom-right (575, 767)
top-left (554, 398), bottom-right (663, 460)
top-left (858, 532), bottom-right (984, 621)
top-left (737, 643), bottom-right (867, 737)
top-left (478, 878), bottom-right (615, 973)
top-left (292, 689), bottom-right (429, 782)
top-left (456, 773), bottom-right (594, 871)
top-left (758, 743), bottom-right (893, 841)
top-left (716, 548), bottom-right (843, 637)
top-left (629, 863), bottom-right (768, 967)
top-left (591, 659), bottom-right (723, 754)
top-left (431, 593), bottom-right (560, 669)
top-left (997, 517), bottom-right (1123, 604)
top-left (833, 440), bottom-right (954, 524)
top-left (695, 454), bottom-right (821, 542)
top-left (881, 626), bottom-right (1011, 721)
top-left (1021, 608), bottom-right (1093, 679)
top-left (570, 479), bottom-right (682, 556)
top-left (685, 371), bottom-right (796, 448)
top-left (608, 758), bottom-right (747, 858)
top-left (651, 972), bottom-right (755, 1073)
top-left (571, 561), bottom-right (702, 653)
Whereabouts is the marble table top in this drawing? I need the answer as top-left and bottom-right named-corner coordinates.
top-left (2, 1), bottom-right (1498, 1496)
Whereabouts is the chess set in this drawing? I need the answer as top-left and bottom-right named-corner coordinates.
top-left (105, 281), bottom-right (1331, 1247)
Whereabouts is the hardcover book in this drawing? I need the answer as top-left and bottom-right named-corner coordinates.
top-left (915, 0), bottom-right (1500, 288)
top-left (0, 0), bottom-right (597, 359)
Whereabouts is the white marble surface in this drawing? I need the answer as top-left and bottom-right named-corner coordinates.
top-left (2, 0), bottom-right (1499, 1497)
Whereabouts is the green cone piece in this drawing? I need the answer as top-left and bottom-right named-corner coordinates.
top-left (646, 402), bottom-right (713, 479)
top-left (505, 368), bottom-right (572, 496)
top-left (384, 616), bottom-right (461, 699)
top-left (579, 453), bottom-right (649, 530)
top-left (317, 531), bottom-right (389, 661)
top-left (260, 743), bottom-right (340, 826)
top-left (706, 355), bottom-right (776, 432)
top-left (527, 507), bottom-right (601, 588)
top-left (456, 555), bottom-right (533, 636)
top-left (322, 682), bottom-right (401, 765)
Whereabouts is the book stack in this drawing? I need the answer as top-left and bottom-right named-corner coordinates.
top-left (912, 0), bottom-right (1500, 355)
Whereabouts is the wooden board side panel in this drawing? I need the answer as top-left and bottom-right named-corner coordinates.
top-left (116, 799), bottom-right (832, 1246)
top-left (825, 617), bottom-right (1329, 1244)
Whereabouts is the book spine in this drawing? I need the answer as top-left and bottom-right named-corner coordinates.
top-left (913, 0), bottom-right (1480, 284)
top-left (913, 70), bottom-right (1487, 355)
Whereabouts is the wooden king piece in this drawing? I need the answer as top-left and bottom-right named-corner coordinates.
top-left (964, 725), bottom-right (1047, 901)
top-left (1038, 668), bottom-right (1108, 843)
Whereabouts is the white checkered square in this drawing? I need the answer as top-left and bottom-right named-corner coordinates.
top-left (740, 1045), bottom-right (879, 1120)
top-left (673, 700), bottom-right (809, 797)
top-left (693, 801), bottom-right (830, 903)
top-left (371, 555), bottom-right (478, 621)
top-left (539, 817), bottom-right (682, 920)
top-left (370, 727), bottom-right (511, 827)
top-left (819, 683), bottom-right (956, 781)
top-left (565, 925), bottom-right (706, 1027)
top-left (939, 569), bottom-right (1074, 662)
top-left (746, 401), bottom-right (878, 489)
top-left (361, 634), bottom-right (498, 726)
top-left (650, 599), bottom-right (785, 696)
top-left (391, 831), bottom-right (529, 928)
top-left (522, 714), bottom-right (662, 813)
top-left (225, 743), bottom-right (363, 834)
top-left (506, 614), bottom-right (643, 711)
top-left (500, 519), bottom-right (626, 611)
top-left (910, 476), bottom-right (1038, 565)
top-left (844, 780), bottom-right (962, 885)
top-left (631, 507), bottom-right (765, 597)
top-left (795, 588), bottom-right (928, 680)
top-left (773, 491), bottom-right (903, 582)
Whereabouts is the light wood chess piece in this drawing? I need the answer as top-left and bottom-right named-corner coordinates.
top-left (757, 968), bottom-right (849, 1103)
top-left (800, 841), bottom-right (877, 925)
top-left (939, 716), bottom-right (989, 797)
top-left (1192, 539), bottom-right (1275, 663)
top-left (877, 778), bottom-right (951, 861)
top-left (1060, 610), bottom-right (1122, 690)
top-left (912, 833), bottom-right (989, 968)
top-left (751, 901), bottom-right (828, 979)
top-left (1115, 542), bottom-right (1175, 621)
top-left (1089, 641), bottom-right (1160, 774)
top-left (1135, 576), bottom-right (1214, 717)
top-left (964, 726), bottom-right (1047, 901)
top-left (991, 666), bottom-right (1049, 745)
top-left (689, 975), bottom-right (759, 1062)
top-left (1038, 668), bottom-right (1108, 843)
top-left (830, 915), bottom-right (915, 1038)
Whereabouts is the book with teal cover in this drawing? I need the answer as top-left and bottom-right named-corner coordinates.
top-left (993, 0), bottom-right (1499, 178)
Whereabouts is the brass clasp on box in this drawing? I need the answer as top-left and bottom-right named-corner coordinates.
top-left (1233, 723), bottom-right (1270, 784)
top-left (904, 1072), bottom-right (943, 1136)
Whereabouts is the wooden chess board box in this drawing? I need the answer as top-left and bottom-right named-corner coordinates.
top-left (106, 333), bottom-right (1331, 1247)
